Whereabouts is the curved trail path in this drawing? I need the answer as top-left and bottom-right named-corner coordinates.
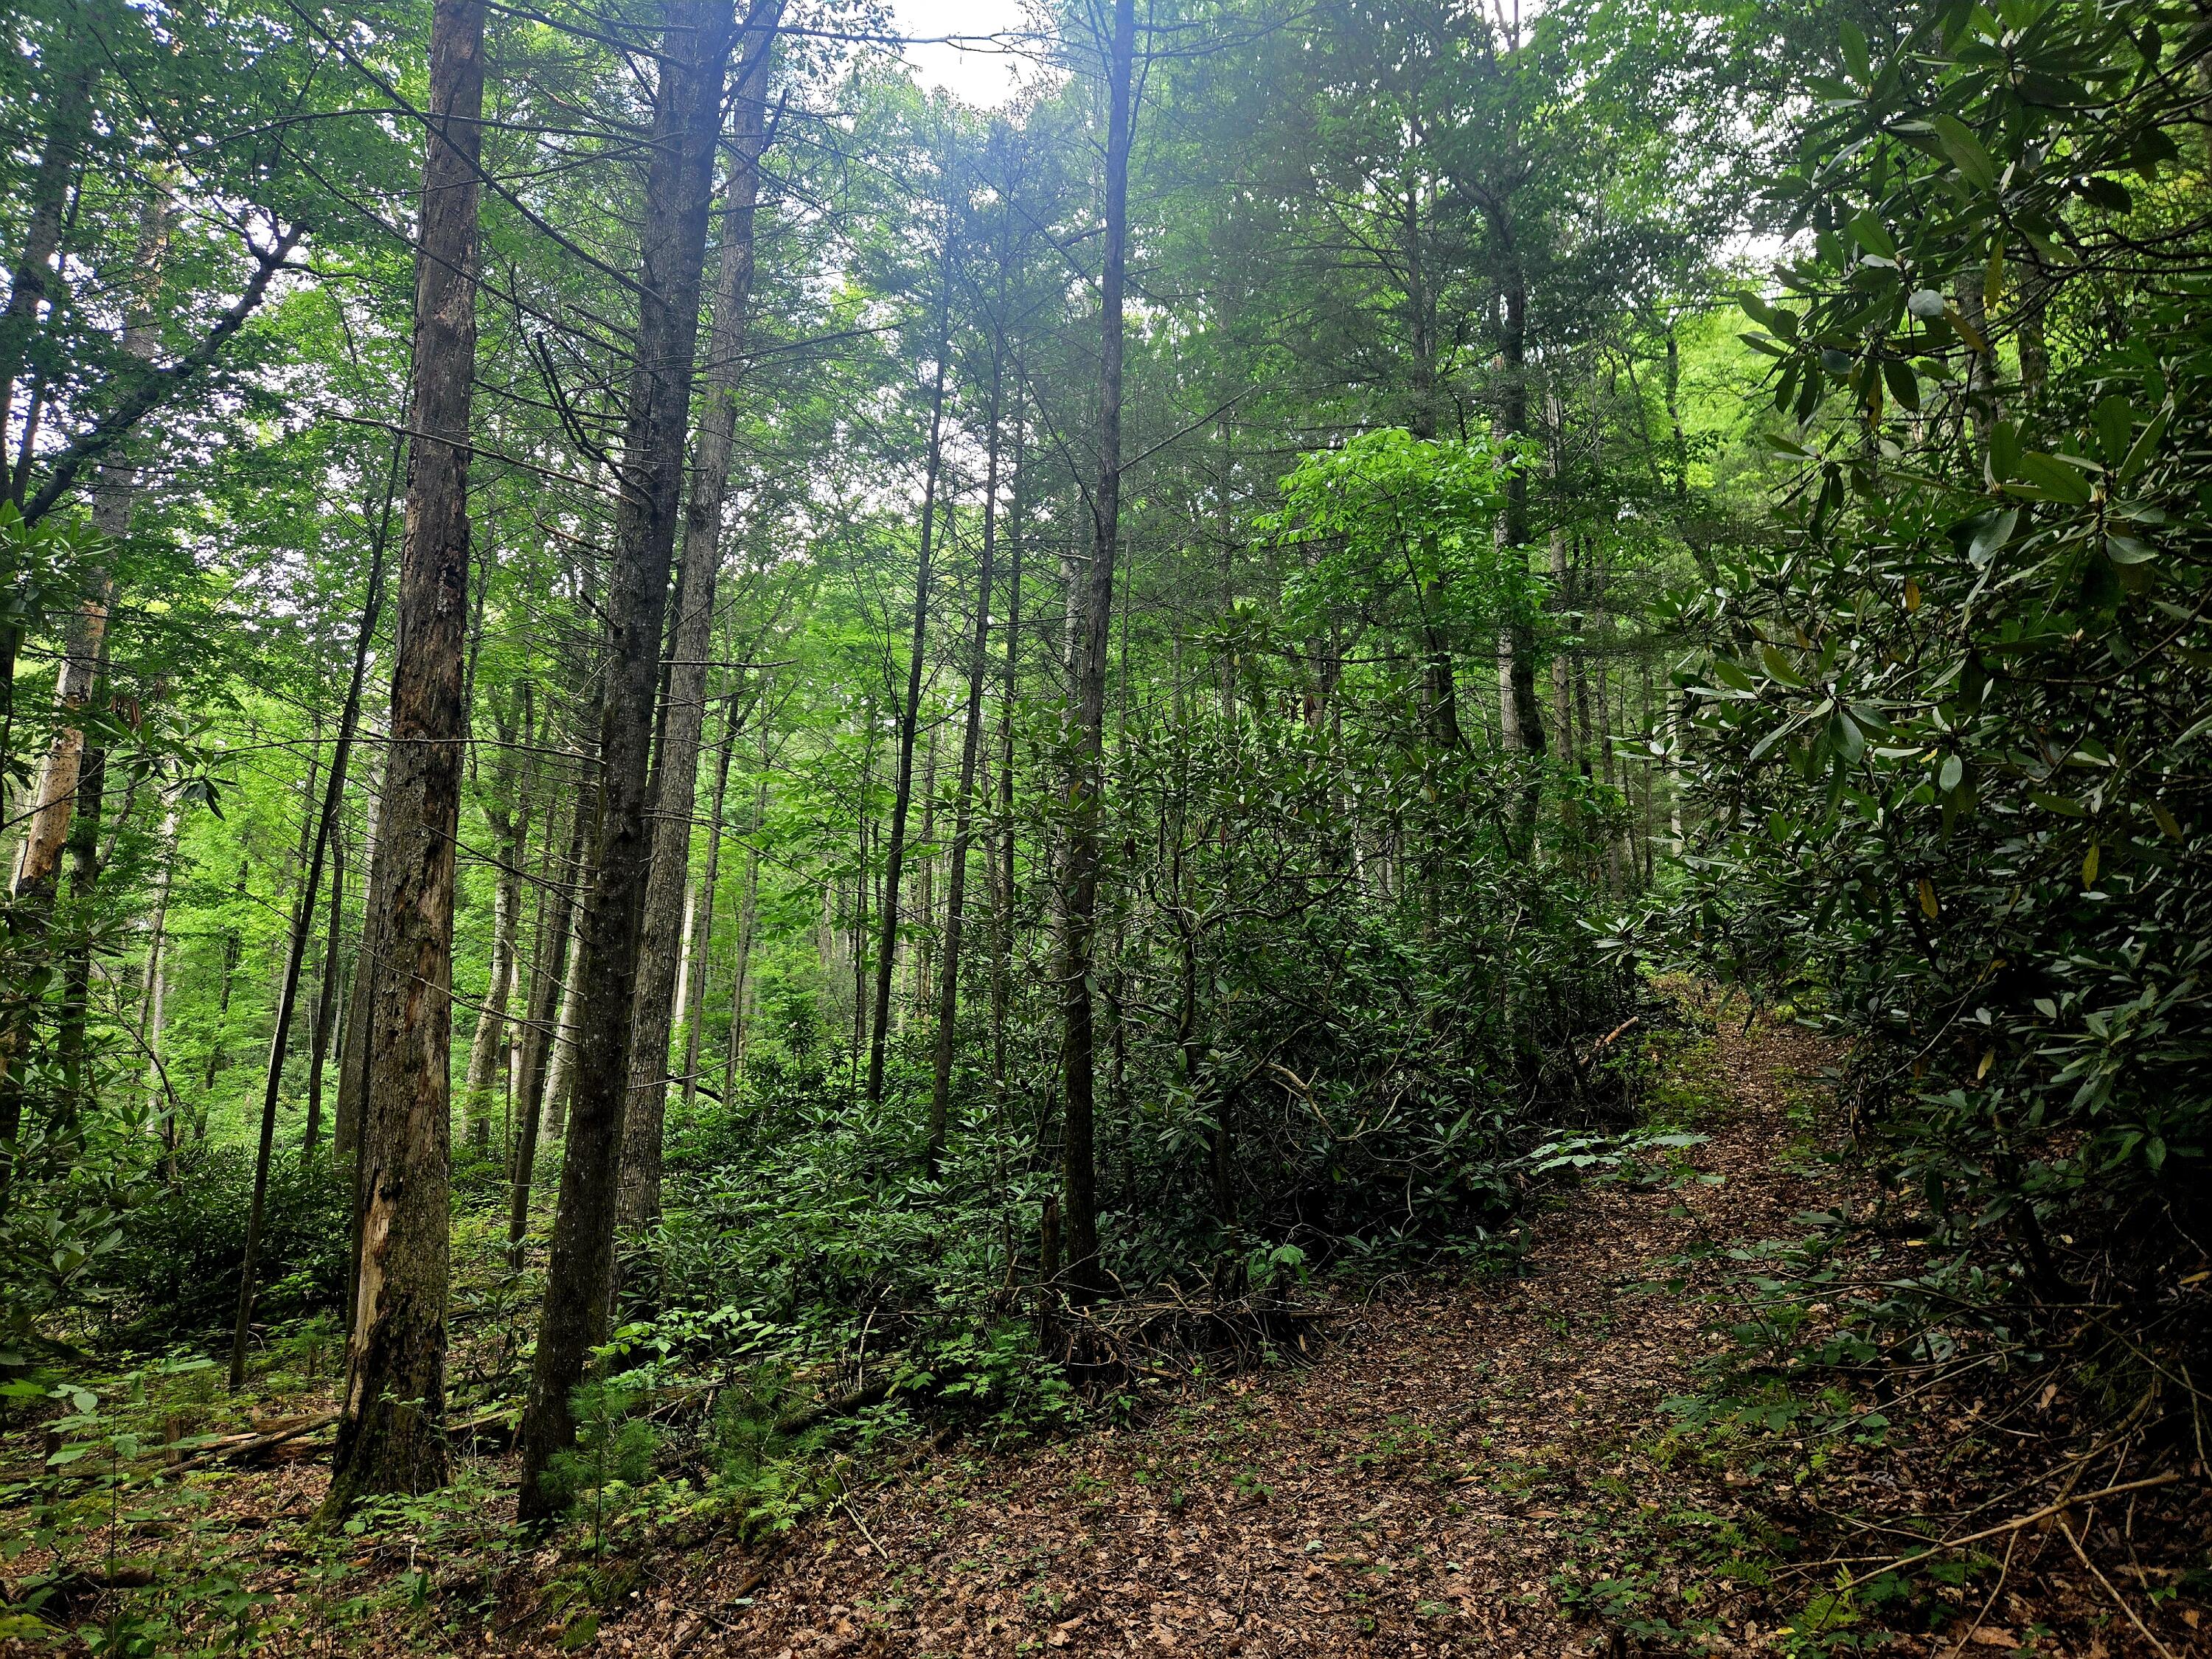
top-left (602, 1012), bottom-right (1840, 1658)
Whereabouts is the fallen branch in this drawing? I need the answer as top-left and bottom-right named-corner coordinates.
top-left (169, 1411), bottom-right (337, 1473)
top-left (2056, 1514), bottom-right (2178, 1659)
top-left (1836, 1471), bottom-right (2183, 1592)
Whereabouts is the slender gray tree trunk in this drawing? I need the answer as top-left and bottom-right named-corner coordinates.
top-left (229, 523), bottom-right (383, 1386)
top-left (681, 697), bottom-right (742, 1107)
top-left (1056, 0), bottom-right (1135, 1304)
top-left (928, 317), bottom-right (1004, 1169)
top-left (518, 0), bottom-right (738, 1522)
top-left (866, 210), bottom-right (956, 1105)
top-left (616, 16), bottom-right (780, 1229)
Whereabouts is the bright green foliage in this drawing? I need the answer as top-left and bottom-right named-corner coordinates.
top-left (1674, 0), bottom-right (2212, 1292)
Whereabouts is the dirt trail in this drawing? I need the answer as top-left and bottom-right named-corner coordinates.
top-left (584, 1010), bottom-right (1840, 1658)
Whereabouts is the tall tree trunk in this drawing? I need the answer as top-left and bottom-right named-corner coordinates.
top-left (139, 809), bottom-right (178, 1133)
top-left (990, 366), bottom-right (1025, 1089)
top-left (302, 819), bottom-right (344, 1161)
top-left (725, 715), bottom-right (769, 1100)
top-left (509, 765), bottom-right (591, 1268)
top-left (928, 321), bottom-right (1004, 1170)
top-left (200, 862), bottom-right (248, 1114)
top-left (10, 185), bottom-right (170, 914)
top-left (231, 522), bottom-right (388, 1387)
top-left (332, 713), bottom-right (386, 1164)
top-left (51, 675), bottom-right (107, 1141)
top-left (0, 38), bottom-right (97, 456)
top-left (1495, 257), bottom-right (1546, 845)
top-left (1057, 0), bottom-right (1135, 1304)
top-left (464, 698), bottom-right (529, 1153)
top-left (518, 0), bottom-right (736, 1523)
top-left (616, 18), bottom-right (779, 1228)
top-left (324, 0), bottom-right (487, 1514)
top-left (866, 213), bottom-right (956, 1106)
top-left (541, 929), bottom-right (583, 1141)
top-left (681, 696), bottom-right (741, 1107)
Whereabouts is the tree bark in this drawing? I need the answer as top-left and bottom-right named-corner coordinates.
top-left (324, 0), bottom-right (487, 1514)
top-left (616, 16), bottom-right (779, 1229)
top-left (302, 818), bottom-right (344, 1162)
top-left (509, 762), bottom-right (591, 1268)
top-left (0, 38), bottom-right (97, 454)
top-left (680, 696), bottom-right (741, 1109)
top-left (991, 366), bottom-right (1025, 1090)
top-left (231, 515), bottom-right (389, 1387)
top-left (518, 0), bottom-right (737, 1523)
top-left (463, 697), bottom-right (529, 1153)
top-left (1056, 0), bottom-right (1135, 1304)
top-left (331, 713), bottom-right (386, 1164)
top-left (725, 714), bottom-right (769, 1100)
top-left (866, 212), bottom-right (956, 1106)
top-left (928, 314), bottom-right (1004, 1170)
top-left (139, 810), bottom-right (179, 1171)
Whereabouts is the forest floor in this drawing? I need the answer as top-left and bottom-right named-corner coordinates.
top-left (4, 998), bottom-right (2205, 1656)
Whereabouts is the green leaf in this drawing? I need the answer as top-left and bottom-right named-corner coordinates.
top-left (1966, 507), bottom-right (2018, 568)
top-left (2092, 396), bottom-right (2134, 467)
top-left (2105, 533), bottom-right (2155, 566)
top-left (2029, 790), bottom-right (2087, 818)
top-left (1711, 658), bottom-right (1759, 693)
top-left (2079, 175), bottom-right (2132, 213)
top-left (2117, 408), bottom-right (2166, 484)
top-left (1930, 114), bottom-right (1998, 191)
top-left (1759, 644), bottom-right (1806, 686)
top-left (1849, 210), bottom-right (1896, 260)
top-left (1738, 292), bottom-right (1797, 335)
top-left (1986, 422), bottom-right (2019, 484)
top-left (1882, 357), bottom-right (1920, 411)
top-left (1840, 20), bottom-right (1870, 83)
top-left (2015, 451), bottom-right (2094, 504)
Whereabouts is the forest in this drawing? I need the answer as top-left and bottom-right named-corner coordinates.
top-left (0, 0), bottom-right (2206, 1651)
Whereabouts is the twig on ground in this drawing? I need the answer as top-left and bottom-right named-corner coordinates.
top-left (2056, 1514), bottom-right (2177, 1659)
top-left (1939, 1528), bottom-right (2017, 1659)
top-left (1834, 1472), bottom-right (2182, 1592)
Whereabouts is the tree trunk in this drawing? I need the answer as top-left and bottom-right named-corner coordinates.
top-left (0, 38), bottom-right (97, 456)
top-left (302, 818), bottom-right (344, 1161)
top-left (990, 372), bottom-right (1025, 1092)
top-left (323, 0), bottom-right (487, 1515)
top-left (518, 0), bottom-right (737, 1523)
top-left (331, 712), bottom-right (386, 1164)
top-left (10, 185), bottom-right (170, 915)
top-left (616, 18), bottom-right (779, 1229)
top-left (866, 214), bottom-right (956, 1106)
top-left (464, 700), bottom-right (529, 1154)
top-left (1495, 260), bottom-right (1546, 850)
top-left (541, 929), bottom-right (583, 1142)
top-left (928, 318), bottom-right (1004, 1170)
top-left (232, 520), bottom-right (388, 1385)
top-left (681, 698), bottom-right (741, 1108)
top-left (1056, 0), bottom-right (1135, 1304)
top-left (200, 863), bottom-right (248, 1113)
top-left (139, 809), bottom-right (179, 1164)
top-left (725, 717), bottom-right (769, 1100)
top-left (509, 768), bottom-right (591, 1268)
